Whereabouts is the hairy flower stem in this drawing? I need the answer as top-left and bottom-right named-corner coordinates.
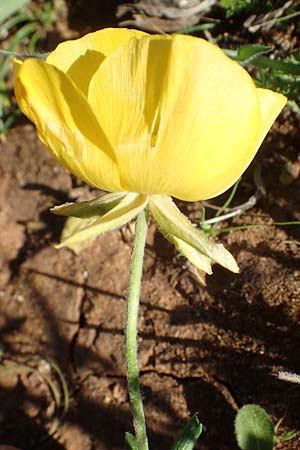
top-left (125, 209), bottom-right (149, 450)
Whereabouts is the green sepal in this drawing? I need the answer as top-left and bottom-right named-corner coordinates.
top-left (56, 193), bottom-right (149, 248)
top-left (60, 216), bottom-right (99, 253)
top-left (124, 432), bottom-right (138, 450)
top-left (167, 235), bottom-right (212, 274)
top-left (51, 192), bottom-right (127, 218)
top-left (235, 404), bottom-right (275, 450)
top-left (171, 416), bottom-right (203, 450)
top-left (149, 195), bottom-right (239, 274)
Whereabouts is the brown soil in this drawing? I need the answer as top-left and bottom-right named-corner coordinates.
top-left (0, 2), bottom-right (300, 450)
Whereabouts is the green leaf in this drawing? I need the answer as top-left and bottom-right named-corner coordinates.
top-left (235, 404), bottom-right (275, 450)
top-left (224, 47), bottom-right (300, 77)
top-left (0, 0), bottom-right (29, 24)
top-left (236, 45), bottom-right (273, 63)
top-left (124, 432), bottom-right (138, 450)
top-left (171, 416), bottom-right (203, 450)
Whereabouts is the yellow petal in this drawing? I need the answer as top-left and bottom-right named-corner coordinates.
top-left (89, 34), bottom-right (261, 200)
top-left (255, 88), bottom-right (287, 151)
top-left (14, 58), bottom-right (122, 192)
top-left (47, 28), bottom-right (147, 96)
top-left (57, 193), bottom-right (149, 247)
top-left (149, 195), bottom-right (239, 273)
top-left (200, 88), bottom-right (287, 200)
top-left (13, 57), bottom-right (22, 76)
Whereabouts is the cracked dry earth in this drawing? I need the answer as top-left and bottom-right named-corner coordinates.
top-left (0, 117), bottom-right (300, 450)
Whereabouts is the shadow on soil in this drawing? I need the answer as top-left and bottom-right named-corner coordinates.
top-left (2, 254), bottom-right (300, 449)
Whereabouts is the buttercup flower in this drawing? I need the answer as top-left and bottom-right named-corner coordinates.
top-left (14, 28), bottom-right (286, 274)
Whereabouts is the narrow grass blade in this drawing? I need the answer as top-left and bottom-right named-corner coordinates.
top-left (0, 0), bottom-right (29, 24)
top-left (0, 12), bottom-right (30, 34)
top-left (208, 221), bottom-right (300, 236)
top-left (176, 23), bottom-right (216, 34)
top-left (0, 21), bottom-right (38, 79)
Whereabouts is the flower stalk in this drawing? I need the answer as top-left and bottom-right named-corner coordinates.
top-left (13, 28), bottom-right (287, 448)
top-left (125, 209), bottom-right (149, 450)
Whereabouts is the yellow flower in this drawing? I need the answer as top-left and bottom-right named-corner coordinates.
top-left (14, 28), bottom-right (286, 274)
